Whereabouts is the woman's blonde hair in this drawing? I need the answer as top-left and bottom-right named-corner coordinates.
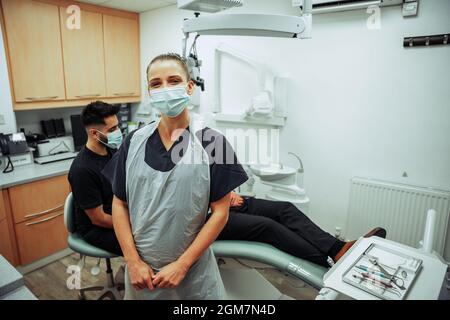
top-left (146, 53), bottom-right (191, 82)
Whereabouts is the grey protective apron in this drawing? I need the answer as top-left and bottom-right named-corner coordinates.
top-left (123, 114), bottom-right (225, 300)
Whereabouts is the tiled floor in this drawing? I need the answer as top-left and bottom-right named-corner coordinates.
top-left (23, 253), bottom-right (319, 300)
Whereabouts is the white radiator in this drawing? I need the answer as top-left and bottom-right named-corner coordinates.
top-left (346, 177), bottom-right (450, 255)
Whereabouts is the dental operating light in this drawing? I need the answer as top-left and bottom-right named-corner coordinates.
top-left (178, 0), bottom-right (244, 13)
top-left (182, 13), bottom-right (310, 39)
top-left (177, 0), bottom-right (313, 91)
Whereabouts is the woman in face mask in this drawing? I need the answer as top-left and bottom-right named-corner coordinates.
top-left (103, 53), bottom-right (248, 300)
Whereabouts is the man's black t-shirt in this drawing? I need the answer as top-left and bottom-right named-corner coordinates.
top-left (68, 146), bottom-right (115, 234)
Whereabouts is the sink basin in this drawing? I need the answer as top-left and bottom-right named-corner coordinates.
top-left (249, 164), bottom-right (296, 181)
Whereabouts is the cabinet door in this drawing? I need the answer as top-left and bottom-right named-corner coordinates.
top-left (0, 218), bottom-right (16, 265)
top-left (60, 8), bottom-right (106, 100)
top-left (14, 210), bottom-right (67, 265)
top-left (0, 190), bottom-right (6, 221)
top-left (8, 175), bottom-right (70, 224)
top-left (1, 0), bottom-right (66, 102)
top-left (103, 15), bottom-right (140, 98)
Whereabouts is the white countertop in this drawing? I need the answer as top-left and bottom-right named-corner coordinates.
top-left (0, 255), bottom-right (37, 300)
top-left (322, 237), bottom-right (448, 300)
top-left (0, 159), bottom-right (73, 189)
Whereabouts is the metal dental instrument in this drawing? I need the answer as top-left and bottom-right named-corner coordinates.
top-left (358, 272), bottom-right (394, 288)
top-left (356, 265), bottom-right (393, 280)
top-left (368, 258), bottom-right (406, 290)
top-left (352, 274), bottom-right (402, 298)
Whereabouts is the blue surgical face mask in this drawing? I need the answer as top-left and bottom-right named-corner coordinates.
top-left (149, 85), bottom-right (190, 118)
top-left (96, 128), bottom-right (123, 149)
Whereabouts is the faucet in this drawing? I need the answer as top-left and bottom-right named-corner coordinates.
top-left (288, 152), bottom-right (304, 173)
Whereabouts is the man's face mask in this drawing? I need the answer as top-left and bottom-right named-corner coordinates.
top-left (95, 128), bottom-right (123, 149)
top-left (149, 85), bottom-right (190, 118)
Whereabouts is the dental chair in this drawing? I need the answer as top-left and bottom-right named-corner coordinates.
top-left (64, 193), bottom-right (123, 300)
top-left (212, 240), bottom-right (327, 299)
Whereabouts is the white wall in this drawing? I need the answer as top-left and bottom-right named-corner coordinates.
top-left (139, 0), bottom-right (450, 247)
top-left (0, 21), bottom-right (16, 134)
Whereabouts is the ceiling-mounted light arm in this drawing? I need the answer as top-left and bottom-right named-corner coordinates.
top-left (303, 0), bottom-right (312, 38)
top-left (302, 0), bottom-right (313, 15)
top-left (293, 0), bottom-right (313, 15)
top-left (181, 4), bottom-right (314, 55)
top-left (292, 0), bottom-right (312, 38)
top-left (182, 29), bottom-right (189, 58)
top-left (180, 0), bottom-right (313, 91)
top-left (182, 13), bottom-right (309, 39)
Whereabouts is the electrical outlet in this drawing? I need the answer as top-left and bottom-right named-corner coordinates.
top-left (0, 114), bottom-right (5, 125)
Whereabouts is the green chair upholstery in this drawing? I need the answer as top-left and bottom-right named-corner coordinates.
top-left (68, 233), bottom-right (119, 260)
top-left (212, 240), bottom-right (327, 290)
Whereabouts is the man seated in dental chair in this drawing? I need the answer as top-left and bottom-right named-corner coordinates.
top-left (216, 192), bottom-right (387, 268)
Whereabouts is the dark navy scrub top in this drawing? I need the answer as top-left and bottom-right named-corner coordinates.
top-left (102, 123), bottom-right (249, 204)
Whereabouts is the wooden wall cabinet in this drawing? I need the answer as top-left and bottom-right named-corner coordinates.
top-left (103, 15), bottom-right (140, 98)
top-left (60, 8), bottom-right (106, 100)
top-left (0, 0), bottom-right (141, 110)
top-left (1, 0), bottom-right (66, 103)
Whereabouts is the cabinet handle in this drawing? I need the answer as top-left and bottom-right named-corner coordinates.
top-left (75, 94), bottom-right (101, 98)
top-left (26, 212), bottom-right (63, 226)
top-left (25, 203), bottom-right (65, 219)
top-left (113, 92), bottom-right (135, 97)
top-left (25, 96), bottom-right (59, 101)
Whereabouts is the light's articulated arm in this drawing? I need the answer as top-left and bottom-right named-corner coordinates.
top-left (180, 0), bottom-right (313, 91)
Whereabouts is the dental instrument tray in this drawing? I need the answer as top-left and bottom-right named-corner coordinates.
top-left (342, 243), bottom-right (422, 300)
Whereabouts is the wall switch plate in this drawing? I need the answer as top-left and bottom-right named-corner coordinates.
top-left (403, 1), bottom-right (418, 17)
top-left (0, 114), bottom-right (5, 125)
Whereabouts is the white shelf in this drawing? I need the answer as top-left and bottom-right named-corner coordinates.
top-left (213, 113), bottom-right (286, 127)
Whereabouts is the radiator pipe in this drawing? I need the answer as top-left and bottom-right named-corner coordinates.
top-left (422, 209), bottom-right (437, 254)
